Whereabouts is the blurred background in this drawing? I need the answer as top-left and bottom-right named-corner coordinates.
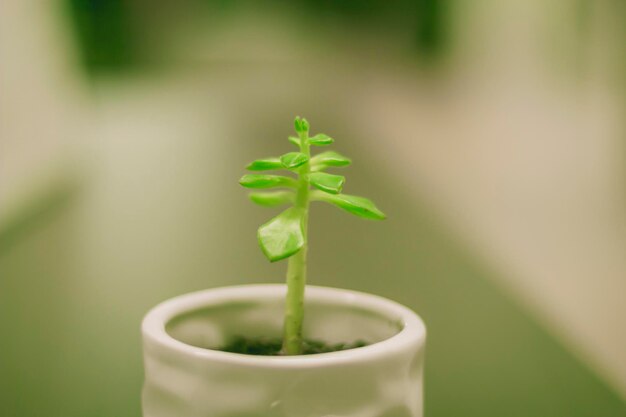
top-left (1, 1), bottom-right (625, 416)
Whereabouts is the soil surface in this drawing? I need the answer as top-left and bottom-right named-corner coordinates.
top-left (220, 336), bottom-right (367, 355)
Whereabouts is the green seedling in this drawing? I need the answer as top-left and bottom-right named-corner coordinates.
top-left (239, 117), bottom-right (386, 355)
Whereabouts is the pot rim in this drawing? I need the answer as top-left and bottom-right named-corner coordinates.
top-left (142, 284), bottom-right (426, 368)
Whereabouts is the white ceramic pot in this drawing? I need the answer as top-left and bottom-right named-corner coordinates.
top-left (141, 284), bottom-right (426, 417)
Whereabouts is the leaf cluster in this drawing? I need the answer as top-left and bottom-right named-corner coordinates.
top-left (239, 117), bottom-right (385, 262)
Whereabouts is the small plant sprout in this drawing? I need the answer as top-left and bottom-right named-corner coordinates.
top-left (239, 117), bottom-right (386, 355)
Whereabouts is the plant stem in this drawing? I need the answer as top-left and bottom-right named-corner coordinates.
top-left (282, 129), bottom-right (310, 355)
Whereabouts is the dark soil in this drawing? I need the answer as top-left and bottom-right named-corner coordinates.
top-left (220, 336), bottom-right (368, 356)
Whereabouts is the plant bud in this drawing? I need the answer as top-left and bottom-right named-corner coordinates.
top-left (294, 116), bottom-right (310, 134)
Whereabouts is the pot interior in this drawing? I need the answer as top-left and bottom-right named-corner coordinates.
top-left (165, 289), bottom-right (404, 351)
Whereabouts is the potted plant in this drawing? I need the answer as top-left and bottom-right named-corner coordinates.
top-left (141, 117), bottom-right (426, 417)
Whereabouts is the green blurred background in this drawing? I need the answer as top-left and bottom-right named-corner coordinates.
top-left (1, 1), bottom-right (625, 416)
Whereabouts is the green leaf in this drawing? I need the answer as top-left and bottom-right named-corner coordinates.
top-left (246, 157), bottom-right (283, 171)
top-left (308, 134), bottom-right (333, 146)
top-left (310, 151), bottom-right (351, 171)
top-left (239, 174), bottom-right (297, 189)
top-left (311, 191), bottom-right (386, 220)
top-left (280, 152), bottom-right (309, 169)
top-left (308, 172), bottom-right (344, 194)
top-left (288, 136), bottom-right (301, 146)
top-left (249, 191), bottom-right (294, 207)
top-left (294, 116), bottom-right (309, 134)
top-left (257, 207), bottom-right (305, 262)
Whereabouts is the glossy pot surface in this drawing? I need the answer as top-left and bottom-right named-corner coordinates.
top-left (142, 284), bottom-right (426, 417)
